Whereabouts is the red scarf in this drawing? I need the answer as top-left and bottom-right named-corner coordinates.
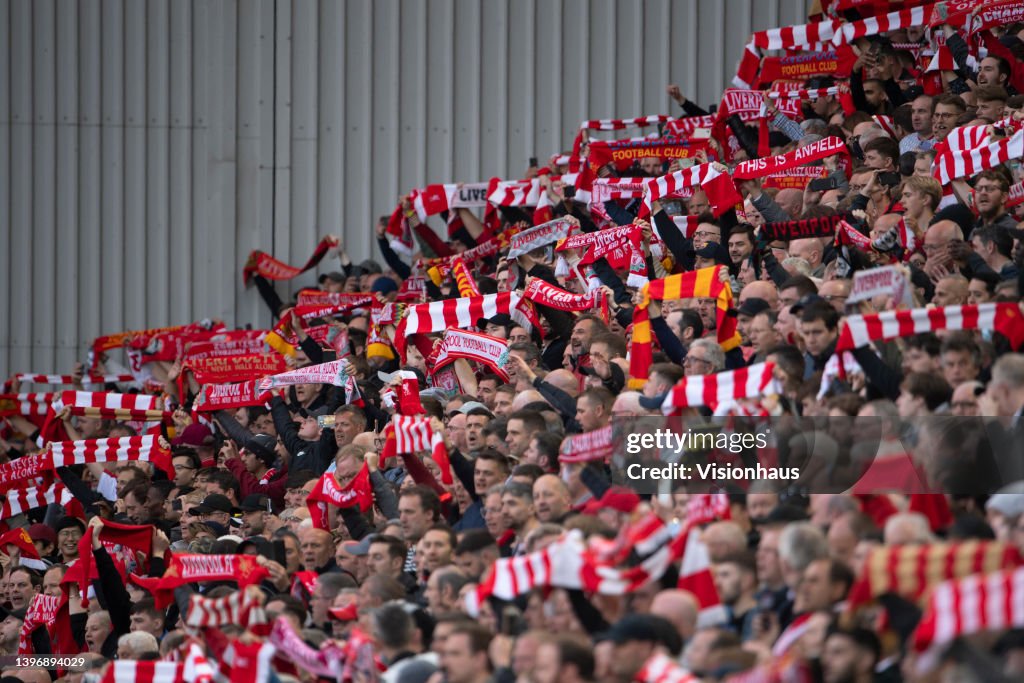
top-left (184, 354), bottom-right (287, 386)
top-left (559, 425), bottom-right (614, 463)
top-left (732, 135), bottom-right (847, 180)
top-left (68, 522), bottom-right (154, 606)
top-left (522, 279), bottom-right (608, 320)
top-left (0, 528), bottom-right (46, 570)
top-left (193, 380), bottom-right (271, 413)
top-left (306, 465), bottom-right (374, 529)
top-left (242, 236), bottom-right (338, 286)
top-left (131, 554), bottom-right (271, 609)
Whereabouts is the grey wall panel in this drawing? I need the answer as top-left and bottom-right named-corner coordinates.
top-left (1, 0), bottom-right (812, 375)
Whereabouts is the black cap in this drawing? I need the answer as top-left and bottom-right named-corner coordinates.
top-left (790, 294), bottom-right (826, 315)
top-left (301, 406), bottom-right (331, 419)
top-left (192, 493), bottom-right (236, 515)
top-left (694, 244), bottom-right (719, 260)
top-left (638, 392), bottom-right (668, 412)
top-left (237, 536), bottom-right (275, 560)
top-left (244, 433), bottom-right (278, 463)
top-left (238, 494), bottom-right (271, 513)
top-left (477, 313), bottom-right (513, 330)
top-left (737, 297), bottom-right (771, 319)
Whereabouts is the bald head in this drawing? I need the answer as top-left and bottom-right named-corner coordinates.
top-left (739, 281), bottom-right (778, 309)
top-left (788, 238), bottom-right (823, 269)
top-left (533, 474), bottom-right (572, 523)
top-left (776, 189), bottom-right (804, 219)
top-left (702, 521), bottom-right (748, 562)
top-left (925, 220), bottom-right (963, 247)
top-left (933, 275), bottom-right (968, 307)
top-left (611, 391), bottom-right (644, 417)
top-left (650, 589), bottom-right (699, 641)
top-left (873, 213), bottom-right (903, 235)
top-left (352, 432), bottom-right (376, 450)
top-left (512, 390), bottom-right (546, 411)
top-left (545, 370), bottom-right (580, 398)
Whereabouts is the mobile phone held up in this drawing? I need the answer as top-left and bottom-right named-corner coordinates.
top-left (807, 176), bottom-right (839, 192)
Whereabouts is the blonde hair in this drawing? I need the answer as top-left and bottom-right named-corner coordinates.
top-left (902, 174), bottom-right (942, 211)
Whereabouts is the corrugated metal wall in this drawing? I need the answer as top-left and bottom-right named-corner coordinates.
top-left (0, 0), bottom-right (810, 375)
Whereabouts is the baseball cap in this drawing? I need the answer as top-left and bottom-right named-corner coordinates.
top-left (28, 523), bottom-right (57, 546)
top-left (342, 535), bottom-right (375, 557)
top-left (737, 297), bottom-right (771, 319)
top-left (172, 423), bottom-right (215, 449)
top-left (244, 433), bottom-right (278, 462)
top-left (790, 294), bottom-right (826, 315)
top-left (477, 313), bottom-right (513, 330)
top-left (371, 277), bottom-right (399, 295)
top-left (302, 406), bottom-right (331, 419)
top-left (191, 494), bottom-right (236, 515)
top-left (986, 482), bottom-right (1024, 518)
top-left (237, 494), bottom-right (271, 513)
top-left (458, 401), bottom-right (492, 416)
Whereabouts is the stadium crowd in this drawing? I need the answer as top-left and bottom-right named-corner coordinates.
top-left (5, 2), bottom-right (1024, 683)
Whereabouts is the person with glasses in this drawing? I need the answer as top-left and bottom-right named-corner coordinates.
top-left (929, 94), bottom-right (967, 143)
top-left (170, 449), bottom-right (200, 489)
top-left (682, 339), bottom-right (725, 377)
top-left (817, 279), bottom-right (851, 314)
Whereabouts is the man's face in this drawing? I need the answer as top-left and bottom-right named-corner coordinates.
top-left (967, 278), bottom-right (993, 306)
top-left (796, 559), bottom-right (835, 613)
top-left (297, 415), bottom-right (321, 441)
top-left (286, 485), bottom-right (310, 509)
top-left (532, 643), bottom-right (562, 683)
top-left (501, 494), bottom-right (534, 532)
top-left (532, 479), bottom-right (573, 528)
top-left (8, 570), bottom-right (37, 610)
top-left (333, 413), bottom-right (361, 446)
top-left (333, 454), bottom-right (361, 486)
top-left (477, 379), bottom-right (499, 409)
top-left (933, 278), bottom-right (966, 307)
top-left (931, 104), bottom-right (960, 141)
top-left (172, 456), bottom-right (196, 487)
top-left (900, 187), bottom-right (928, 220)
top-left (241, 510), bottom-right (265, 537)
top-left (570, 319), bottom-right (597, 357)
top-left (749, 313), bottom-right (779, 354)
top-left (42, 568), bottom-right (64, 598)
top-left (693, 223), bottom-right (721, 251)
top-left (474, 458), bottom-right (506, 496)
top-left (862, 81), bottom-right (885, 108)
top-left (639, 156), bottom-right (661, 175)
top-left (508, 326), bottom-right (532, 345)
top-left (300, 531), bottom-right (333, 570)
top-left (914, 156), bottom-right (933, 177)
top-left (713, 562), bottom-right (748, 605)
top-left (911, 96), bottom-right (932, 134)
top-left (902, 346), bottom-right (937, 375)
top-left (253, 413), bottom-right (276, 435)
top-left (821, 634), bottom-right (867, 683)
top-left (58, 526), bottom-right (82, 559)
top-left (863, 148), bottom-right (891, 171)
top-left (728, 233), bottom-right (753, 264)
top-left (421, 530), bottom-right (453, 572)
top-left (799, 318), bottom-right (836, 356)
top-left (687, 192), bottom-right (710, 216)
top-left (441, 633), bottom-right (483, 683)
top-left (942, 350), bottom-right (978, 387)
top-left (398, 495), bottom-right (433, 543)
top-left (756, 529), bottom-right (783, 588)
top-left (0, 615), bottom-right (22, 649)
top-left (974, 178), bottom-right (1007, 217)
top-left (683, 345), bottom-right (716, 377)
top-left (504, 419), bottom-right (531, 457)
top-left (978, 57), bottom-right (1005, 87)
top-left (493, 392), bottom-right (514, 418)
top-left (124, 491), bottom-right (151, 524)
top-left (129, 611), bottom-right (163, 637)
top-left (465, 415), bottom-right (489, 450)
top-left (484, 492), bottom-right (508, 538)
top-left (282, 535), bottom-right (301, 574)
top-left (976, 98), bottom-right (1005, 122)
top-left (454, 552), bottom-right (486, 581)
top-left (367, 542), bottom-right (399, 577)
top-left (575, 396), bottom-right (604, 432)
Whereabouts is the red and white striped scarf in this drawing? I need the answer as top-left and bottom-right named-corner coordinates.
top-left (558, 425), bottom-right (614, 464)
top-left (772, 612), bottom-right (814, 656)
top-left (218, 639), bottom-right (277, 683)
top-left (932, 129), bottom-right (1023, 186)
top-left (638, 162), bottom-right (741, 218)
top-left (487, 178), bottom-right (544, 207)
top-left (677, 521), bottom-right (727, 627)
top-left (660, 363), bottom-right (780, 413)
top-left (835, 303), bottom-right (1024, 352)
top-left (48, 435), bottom-right (173, 476)
top-left (834, 4), bottom-right (931, 44)
top-left (944, 125), bottom-right (991, 153)
top-left (409, 182), bottom-right (491, 220)
top-left (733, 19), bottom-right (841, 88)
top-left (391, 415), bottom-right (453, 485)
top-left (873, 114), bottom-right (897, 138)
top-left (185, 590), bottom-right (269, 634)
top-left (913, 566), bottom-right (1024, 673)
top-left (571, 115), bottom-right (674, 169)
top-left (393, 291), bottom-right (533, 361)
top-left (268, 616), bottom-right (344, 679)
top-left (243, 237), bottom-right (338, 287)
top-left (634, 653), bottom-right (699, 683)
top-left (101, 660), bottom-right (186, 683)
top-left (1, 483), bottom-right (72, 519)
top-left (430, 328), bottom-right (511, 382)
top-left (0, 393), bottom-right (53, 417)
top-left (52, 390), bottom-right (159, 413)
